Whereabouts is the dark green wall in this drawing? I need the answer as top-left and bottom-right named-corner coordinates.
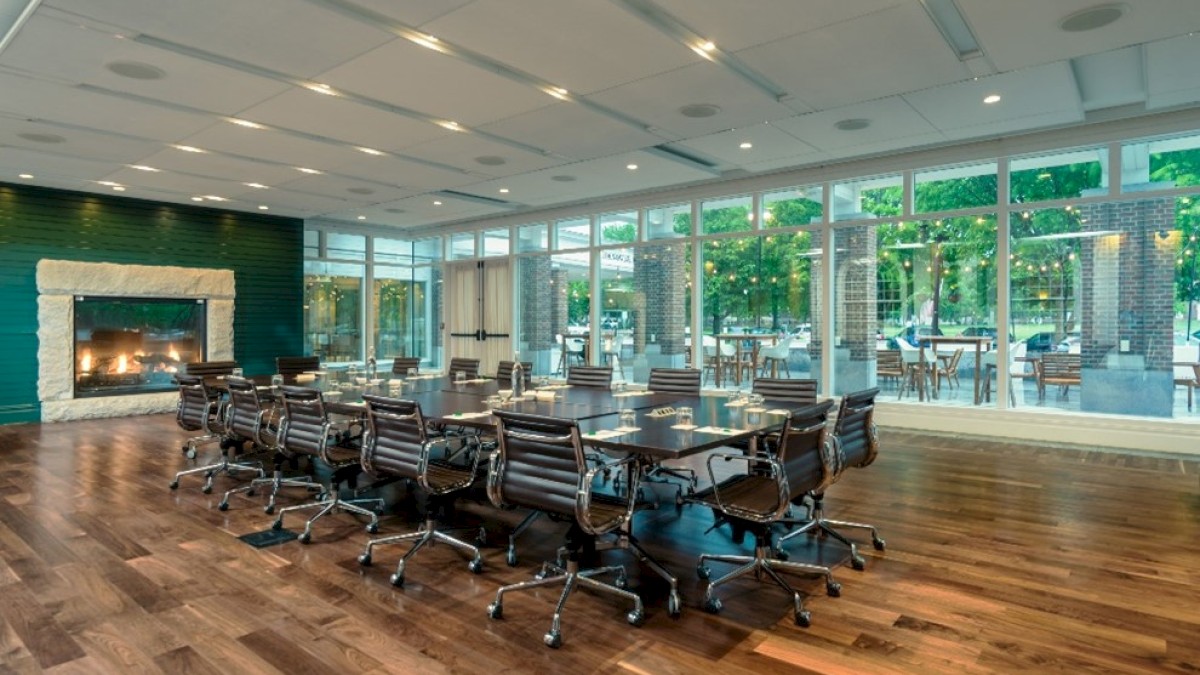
top-left (0, 182), bottom-right (304, 424)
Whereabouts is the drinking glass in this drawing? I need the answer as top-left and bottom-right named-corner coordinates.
top-left (232, 367), bottom-right (244, 378)
top-left (615, 380), bottom-right (627, 393)
top-left (748, 392), bottom-right (765, 407)
top-left (619, 408), bottom-right (636, 427)
top-left (538, 376), bottom-right (550, 388)
top-left (271, 373), bottom-right (284, 389)
top-left (676, 406), bottom-right (694, 426)
top-left (455, 370), bottom-right (466, 384)
top-left (498, 389), bottom-right (513, 404)
top-left (485, 394), bottom-right (502, 409)
top-left (407, 367), bottom-right (418, 379)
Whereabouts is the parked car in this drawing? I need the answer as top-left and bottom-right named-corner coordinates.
top-left (1024, 331), bottom-right (1058, 353)
top-left (959, 326), bottom-right (1016, 341)
top-left (888, 325), bottom-right (943, 349)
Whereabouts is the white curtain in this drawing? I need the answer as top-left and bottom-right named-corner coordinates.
top-left (445, 259), bottom-right (512, 376)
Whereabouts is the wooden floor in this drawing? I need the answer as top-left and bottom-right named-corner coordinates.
top-left (1, 415), bottom-right (1198, 674)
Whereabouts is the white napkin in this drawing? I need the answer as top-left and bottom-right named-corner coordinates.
top-left (692, 426), bottom-right (740, 435)
top-left (446, 411), bottom-right (491, 419)
top-left (765, 408), bottom-right (791, 415)
top-left (745, 406), bottom-right (767, 413)
top-left (614, 426), bottom-right (641, 433)
top-left (670, 423), bottom-right (698, 430)
top-left (724, 400), bottom-right (748, 407)
top-left (582, 429), bottom-right (626, 440)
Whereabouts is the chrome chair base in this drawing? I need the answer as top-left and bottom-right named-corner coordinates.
top-left (486, 557), bottom-right (644, 649)
top-left (778, 507), bottom-right (886, 571)
top-left (505, 510), bottom-right (542, 567)
top-left (358, 516), bottom-right (484, 587)
top-left (697, 541), bottom-right (840, 628)
top-left (218, 469), bottom-right (318, 513)
top-left (271, 490), bottom-right (384, 544)
top-left (169, 454), bottom-right (263, 494)
top-left (634, 465), bottom-right (697, 506)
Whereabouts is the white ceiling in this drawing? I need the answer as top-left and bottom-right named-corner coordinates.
top-left (1, 0), bottom-right (1198, 230)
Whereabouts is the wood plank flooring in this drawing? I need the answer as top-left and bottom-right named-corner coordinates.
top-left (0, 414), bottom-right (1198, 674)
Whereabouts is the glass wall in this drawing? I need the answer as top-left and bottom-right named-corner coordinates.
top-left (599, 243), bottom-right (690, 385)
top-left (304, 261), bottom-right (363, 362)
top-left (516, 252), bottom-right (591, 377)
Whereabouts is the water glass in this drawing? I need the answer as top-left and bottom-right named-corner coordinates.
top-left (455, 370), bottom-right (466, 384)
top-left (615, 380), bottom-right (627, 393)
top-left (485, 394), bottom-right (502, 409)
top-left (538, 376), bottom-right (550, 388)
top-left (619, 408), bottom-right (636, 427)
top-left (232, 367), bottom-right (244, 378)
top-left (748, 392), bottom-right (765, 407)
top-left (676, 406), bottom-right (694, 426)
top-left (407, 367), bottom-right (418, 379)
top-left (270, 373), bottom-right (284, 388)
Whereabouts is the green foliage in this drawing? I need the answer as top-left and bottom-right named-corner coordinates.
top-left (601, 222), bottom-right (637, 244)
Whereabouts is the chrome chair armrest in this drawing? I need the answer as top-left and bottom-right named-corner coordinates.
top-left (416, 438), bottom-right (478, 494)
top-left (577, 455), bottom-right (640, 536)
top-left (485, 448), bottom-right (507, 509)
top-left (704, 452), bottom-right (788, 523)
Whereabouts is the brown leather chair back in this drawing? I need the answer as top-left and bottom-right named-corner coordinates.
top-left (490, 410), bottom-right (583, 518)
top-left (276, 356), bottom-right (320, 375)
top-left (647, 368), bottom-right (701, 395)
top-left (448, 357), bottom-right (480, 379)
top-left (497, 361), bottom-right (533, 386)
top-left (226, 376), bottom-right (275, 447)
top-left (278, 386), bottom-right (328, 459)
top-left (777, 400), bottom-right (835, 501)
top-left (175, 374), bottom-right (213, 431)
top-left (361, 395), bottom-right (426, 480)
top-left (184, 360), bottom-right (239, 376)
top-left (753, 378), bottom-right (817, 404)
top-left (566, 366), bottom-right (613, 388)
top-left (832, 387), bottom-right (880, 471)
top-left (391, 357), bottom-right (420, 375)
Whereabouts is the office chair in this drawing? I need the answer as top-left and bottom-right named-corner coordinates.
top-left (639, 368), bottom-right (702, 504)
top-left (485, 410), bottom-right (644, 648)
top-left (170, 375), bottom-right (262, 492)
top-left (692, 400), bottom-right (840, 627)
top-left (356, 395), bottom-right (484, 586)
top-left (565, 365), bottom-right (613, 388)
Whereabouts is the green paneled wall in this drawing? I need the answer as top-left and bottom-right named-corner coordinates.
top-left (0, 183), bottom-right (304, 424)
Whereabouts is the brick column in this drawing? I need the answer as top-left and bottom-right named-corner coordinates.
top-left (519, 256), bottom-right (555, 351)
top-left (635, 243), bottom-right (686, 356)
top-left (834, 225), bottom-right (878, 392)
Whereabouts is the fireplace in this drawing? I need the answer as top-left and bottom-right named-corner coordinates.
top-left (74, 296), bottom-right (207, 398)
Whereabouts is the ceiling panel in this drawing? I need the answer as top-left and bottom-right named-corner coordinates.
top-left (0, 117), bottom-right (160, 164)
top-left (176, 124), bottom-right (364, 170)
top-left (770, 97), bottom-right (941, 153)
top-left (1146, 34), bottom-right (1200, 111)
top-left (331, 155), bottom-right (480, 191)
top-left (675, 123), bottom-right (819, 167)
top-left (478, 103), bottom-right (666, 161)
top-left (99, 167), bottom-right (247, 199)
top-left (738, 3), bottom-right (970, 111)
top-left (243, 190), bottom-right (360, 216)
top-left (0, 146), bottom-right (119, 182)
top-left (335, 0), bottom-right (476, 28)
top-left (44, 0), bottom-right (394, 77)
top-left (128, 148), bottom-right (305, 186)
top-left (425, 0), bottom-right (697, 95)
top-left (238, 89), bottom-right (449, 152)
top-left (587, 61), bottom-right (799, 139)
top-left (316, 38), bottom-right (551, 128)
top-left (650, 0), bottom-right (903, 52)
top-left (270, 173), bottom-right (416, 204)
top-left (0, 73), bottom-right (215, 141)
top-left (1, 15), bottom-right (290, 115)
top-left (356, 195), bottom-right (509, 226)
top-left (903, 62), bottom-right (1083, 134)
top-left (397, 130), bottom-right (562, 176)
top-left (960, 0), bottom-right (1200, 73)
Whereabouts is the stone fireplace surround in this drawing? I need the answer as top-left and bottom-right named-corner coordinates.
top-left (37, 260), bottom-right (235, 422)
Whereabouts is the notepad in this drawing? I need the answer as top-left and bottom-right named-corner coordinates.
top-left (613, 390), bottom-right (652, 398)
top-left (724, 400), bottom-right (748, 407)
top-left (765, 408), bottom-right (791, 415)
top-left (670, 423), bottom-right (698, 430)
top-left (692, 426), bottom-right (739, 435)
top-left (745, 406), bottom-right (767, 413)
top-left (583, 429), bottom-right (626, 440)
top-left (448, 411), bottom-right (491, 419)
top-left (614, 426), bottom-right (641, 433)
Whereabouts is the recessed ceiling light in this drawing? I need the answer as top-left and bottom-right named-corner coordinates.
top-left (357, 215), bottom-right (366, 220)
top-left (834, 118), bottom-right (871, 131)
top-left (475, 155), bottom-right (507, 166)
top-left (1060, 4), bottom-right (1126, 32)
top-left (203, 195), bottom-right (227, 202)
top-left (983, 94), bottom-right (1002, 104)
top-left (111, 186), bottom-right (126, 192)
top-left (258, 205), bottom-right (269, 210)
top-left (304, 82), bottom-right (337, 95)
top-left (357, 147), bottom-right (384, 156)
top-left (244, 182), bottom-right (269, 189)
top-left (545, 86), bottom-right (570, 100)
top-left (433, 200), bottom-right (443, 206)
top-left (739, 142), bottom-right (753, 149)
top-left (229, 118), bottom-right (265, 129)
top-left (97, 181), bottom-right (120, 187)
top-left (412, 34), bottom-right (442, 51)
top-left (691, 40), bottom-right (717, 59)
top-left (679, 104), bottom-right (721, 119)
top-left (438, 120), bottom-right (463, 131)
top-left (172, 144), bottom-right (206, 153)
top-left (296, 167), bottom-right (321, 174)
top-left (18, 132), bottom-right (65, 144)
top-left (626, 163), bottom-right (639, 170)
top-left (498, 188), bottom-right (510, 194)
top-left (129, 165), bottom-right (159, 172)
top-left (191, 196), bottom-right (204, 202)
top-left (18, 173), bottom-right (33, 179)
top-left (105, 60), bottom-right (166, 80)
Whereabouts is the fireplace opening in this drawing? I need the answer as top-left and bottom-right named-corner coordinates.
top-left (74, 296), bottom-right (206, 398)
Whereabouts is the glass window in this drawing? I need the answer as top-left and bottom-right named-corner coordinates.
top-left (763, 186), bottom-right (823, 228)
top-left (304, 261), bottom-right (363, 362)
top-left (1009, 147), bottom-right (1107, 203)
top-left (374, 237), bottom-right (412, 265)
top-left (701, 195), bottom-right (753, 235)
top-left (914, 161), bottom-right (998, 212)
top-left (832, 174), bottom-right (902, 221)
top-left (517, 223), bottom-right (548, 253)
top-left (646, 203), bottom-right (690, 240)
top-left (326, 232), bottom-right (366, 261)
top-left (599, 211), bottom-right (638, 246)
top-left (554, 217), bottom-right (591, 250)
top-left (449, 232), bottom-right (476, 260)
top-left (700, 234), bottom-right (817, 390)
top-left (1123, 132), bottom-right (1200, 193)
top-left (517, 252), bottom-right (590, 376)
top-left (373, 265), bottom-right (440, 368)
top-left (598, 244), bottom-right (690, 385)
top-left (481, 228), bottom-right (510, 257)
top-left (303, 229), bottom-right (320, 258)
top-left (413, 237), bottom-right (442, 264)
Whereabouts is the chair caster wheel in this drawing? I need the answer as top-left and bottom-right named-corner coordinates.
top-left (169, 481), bottom-right (179, 490)
top-left (270, 519), bottom-right (283, 531)
top-left (366, 523), bottom-right (378, 534)
top-left (826, 582), bottom-right (841, 597)
top-left (468, 558), bottom-right (483, 574)
top-left (475, 527), bottom-right (488, 547)
top-left (264, 504), bottom-right (275, 515)
top-left (696, 565), bottom-right (710, 580)
top-left (487, 602), bottom-right (503, 620)
top-left (626, 609), bottom-right (645, 627)
top-left (667, 591), bottom-right (682, 619)
top-left (186, 449), bottom-right (196, 459)
top-left (543, 631), bottom-right (562, 649)
top-left (506, 550), bottom-right (518, 567)
top-left (201, 485), bottom-right (212, 495)
top-left (703, 597), bottom-right (722, 614)
top-left (298, 532), bottom-right (311, 544)
top-left (389, 573), bottom-right (404, 587)
top-left (851, 555), bottom-right (866, 571)
top-left (795, 610), bottom-right (811, 627)
top-left (217, 501), bottom-right (229, 511)
top-left (873, 537), bottom-right (886, 551)
top-left (358, 553), bottom-right (372, 567)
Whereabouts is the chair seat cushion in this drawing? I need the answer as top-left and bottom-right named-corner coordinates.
top-left (587, 493), bottom-right (629, 532)
top-left (324, 444), bottom-right (361, 467)
top-left (425, 460), bottom-right (476, 491)
top-left (693, 474), bottom-right (779, 518)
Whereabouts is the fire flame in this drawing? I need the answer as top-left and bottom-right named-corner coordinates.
top-left (117, 353), bottom-right (128, 374)
top-left (168, 344), bottom-right (180, 361)
top-left (80, 350), bottom-right (92, 373)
